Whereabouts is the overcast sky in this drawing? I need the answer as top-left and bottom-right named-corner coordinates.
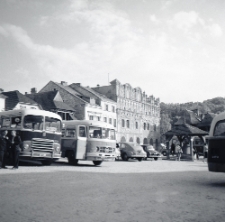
top-left (0, 0), bottom-right (224, 103)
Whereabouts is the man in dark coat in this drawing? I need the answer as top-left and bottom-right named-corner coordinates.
top-left (10, 130), bottom-right (23, 169)
top-left (0, 130), bottom-right (9, 169)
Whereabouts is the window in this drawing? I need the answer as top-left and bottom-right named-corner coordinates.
top-left (112, 106), bottom-right (115, 112)
top-left (154, 124), bottom-right (156, 131)
top-left (45, 117), bottom-right (61, 132)
top-left (105, 104), bottom-right (108, 111)
top-left (79, 126), bottom-right (86, 137)
top-left (89, 115), bottom-right (94, 120)
top-left (136, 121), bottom-right (138, 129)
top-left (147, 123), bottom-right (150, 130)
top-left (97, 117), bottom-right (101, 121)
top-left (114, 119), bottom-right (116, 127)
top-left (109, 118), bottom-right (112, 124)
top-left (214, 120), bottom-right (225, 136)
top-left (126, 120), bottom-right (130, 128)
top-left (104, 117), bottom-right (107, 123)
top-left (143, 123), bottom-right (146, 130)
top-left (24, 115), bottom-right (44, 131)
top-left (122, 119), bottom-right (125, 127)
top-left (65, 129), bottom-right (76, 137)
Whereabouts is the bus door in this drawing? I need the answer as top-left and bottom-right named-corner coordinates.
top-left (76, 125), bottom-right (87, 159)
top-left (61, 127), bottom-right (77, 153)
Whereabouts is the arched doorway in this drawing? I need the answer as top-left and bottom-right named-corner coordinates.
top-left (143, 138), bottom-right (148, 145)
top-left (121, 136), bottom-right (126, 142)
top-left (150, 138), bottom-right (153, 145)
top-left (136, 137), bottom-right (140, 144)
top-left (129, 137), bottom-right (133, 142)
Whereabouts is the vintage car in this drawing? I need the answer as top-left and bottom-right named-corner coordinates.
top-left (119, 142), bottom-right (146, 161)
top-left (141, 145), bottom-right (162, 160)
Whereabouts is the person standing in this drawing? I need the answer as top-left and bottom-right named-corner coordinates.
top-left (203, 144), bottom-right (208, 163)
top-left (176, 143), bottom-right (183, 161)
top-left (171, 142), bottom-right (175, 156)
top-left (0, 130), bottom-right (9, 169)
top-left (10, 130), bottom-right (23, 169)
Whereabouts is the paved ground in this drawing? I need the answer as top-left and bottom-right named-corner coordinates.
top-left (0, 158), bottom-right (225, 222)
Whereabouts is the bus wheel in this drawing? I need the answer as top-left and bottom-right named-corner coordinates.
top-left (68, 152), bottom-right (78, 165)
top-left (154, 157), bottom-right (158, 161)
top-left (41, 160), bottom-right (53, 166)
top-left (137, 158), bottom-right (143, 162)
top-left (122, 153), bottom-right (129, 161)
top-left (93, 161), bottom-right (102, 166)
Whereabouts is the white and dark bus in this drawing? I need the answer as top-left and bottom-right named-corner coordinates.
top-left (61, 120), bottom-right (117, 166)
top-left (0, 109), bottom-right (62, 165)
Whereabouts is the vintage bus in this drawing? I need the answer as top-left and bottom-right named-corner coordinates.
top-left (61, 120), bottom-right (117, 166)
top-left (0, 109), bottom-right (62, 165)
top-left (208, 112), bottom-right (225, 172)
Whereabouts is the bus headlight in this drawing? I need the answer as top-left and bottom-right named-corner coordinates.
top-left (96, 147), bottom-right (100, 152)
top-left (54, 144), bottom-right (61, 153)
top-left (23, 141), bottom-right (31, 150)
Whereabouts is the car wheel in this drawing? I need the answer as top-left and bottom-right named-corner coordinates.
top-left (137, 157), bottom-right (143, 162)
top-left (162, 151), bottom-right (167, 156)
top-left (154, 157), bottom-right (158, 161)
top-left (122, 153), bottom-right (129, 161)
top-left (93, 161), bottom-right (102, 166)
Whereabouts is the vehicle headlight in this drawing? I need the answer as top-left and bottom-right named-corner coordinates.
top-left (23, 141), bottom-right (31, 150)
top-left (96, 146), bottom-right (100, 152)
top-left (54, 144), bottom-right (61, 152)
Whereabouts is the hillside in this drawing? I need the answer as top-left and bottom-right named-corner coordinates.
top-left (159, 97), bottom-right (225, 142)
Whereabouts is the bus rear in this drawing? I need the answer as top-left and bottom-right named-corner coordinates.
top-left (208, 112), bottom-right (225, 172)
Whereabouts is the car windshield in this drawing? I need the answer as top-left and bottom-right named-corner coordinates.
top-left (214, 120), bottom-right (225, 136)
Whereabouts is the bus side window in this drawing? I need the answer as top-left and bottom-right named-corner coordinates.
top-left (65, 129), bottom-right (76, 138)
top-left (79, 126), bottom-right (86, 137)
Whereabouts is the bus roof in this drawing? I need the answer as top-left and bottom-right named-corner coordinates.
top-left (0, 109), bottom-right (62, 120)
top-left (62, 120), bottom-right (115, 129)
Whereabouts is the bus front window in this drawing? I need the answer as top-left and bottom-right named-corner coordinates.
top-left (102, 128), bottom-right (116, 140)
top-left (45, 117), bottom-right (61, 132)
top-left (24, 115), bottom-right (44, 130)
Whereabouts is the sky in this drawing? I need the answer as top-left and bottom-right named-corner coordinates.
top-left (0, 0), bottom-right (225, 104)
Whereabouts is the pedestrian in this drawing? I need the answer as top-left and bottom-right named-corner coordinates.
top-left (0, 130), bottom-right (9, 169)
top-left (9, 130), bottom-right (23, 169)
top-left (171, 142), bottom-right (175, 156)
top-left (203, 144), bottom-right (208, 163)
top-left (176, 143), bottom-right (183, 161)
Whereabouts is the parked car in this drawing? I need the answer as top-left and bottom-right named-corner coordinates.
top-left (119, 142), bottom-right (146, 161)
top-left (160, 143), bottom-right (168, 156)
top-left (141, 145), bottom-right (162, 160)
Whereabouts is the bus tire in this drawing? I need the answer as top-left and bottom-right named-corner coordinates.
top-left (68, 152), bottom-right (78, 166)
top-left (122, 153), bottom-right (129, 161)
top-left (137, 157), bottom-right (143, 162)
top-left (154, 157), bottom-right (158, 161)
top-left (93, 161), bottom-right (102, 166)
top-left (41, 160), bottom-right (53, 166)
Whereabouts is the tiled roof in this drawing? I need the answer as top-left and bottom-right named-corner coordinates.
top-left (27, 91), bottom-right (75, 111)
top-left (2, 90), bottom-right (37, 110)
top-left (165, 122), bottom-right (208, 136)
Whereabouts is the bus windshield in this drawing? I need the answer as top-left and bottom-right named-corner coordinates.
top-left (89, 126), bottom-right (116, 140)
top-left (24, 115), bottom-right (44, 130)
top-left (45, 116), bottom-right (61, 132)
top-left (214, 120), bottom-right (225, 136)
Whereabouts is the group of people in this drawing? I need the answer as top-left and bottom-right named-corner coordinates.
top-left (0, 130), bottom-right (23, 169)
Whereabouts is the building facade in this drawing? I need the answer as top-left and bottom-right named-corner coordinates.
top-left (92, 79), bottom-right (161, 148)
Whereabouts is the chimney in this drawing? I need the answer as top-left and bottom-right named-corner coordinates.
top-left (31, 87), bottom-right (37, 94)
top-left (25, 92), bottom-right (28, 95)
top-left (61, 81), bottom-right (68, 86)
